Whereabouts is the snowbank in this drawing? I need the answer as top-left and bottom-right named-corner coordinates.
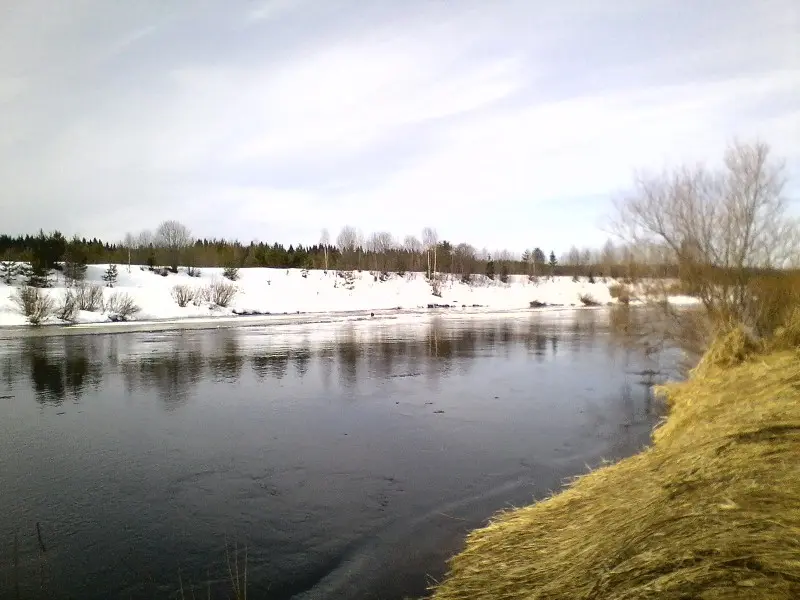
top-left (0, 266), bottom-right (698, 328)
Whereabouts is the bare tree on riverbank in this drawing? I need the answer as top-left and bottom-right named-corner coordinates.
top-left (612, 140), bottom-right (799, 334)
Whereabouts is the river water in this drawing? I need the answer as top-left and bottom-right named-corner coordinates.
top-left (0, 310), bottom-right (680, 599)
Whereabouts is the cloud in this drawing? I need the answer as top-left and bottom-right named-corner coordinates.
top-left (0, 0), bottom-right (797, 253)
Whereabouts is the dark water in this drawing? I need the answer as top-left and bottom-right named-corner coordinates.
top-left (0, 311), bottom-right (680, 599)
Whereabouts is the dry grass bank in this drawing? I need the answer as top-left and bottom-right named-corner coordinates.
top-left (432, 335), bottom-right (800, 599)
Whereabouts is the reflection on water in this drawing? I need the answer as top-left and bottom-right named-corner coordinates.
top-left (1, 311), bottom-right (674, 408)
top-left (0, 311), bottom-right (683, 600)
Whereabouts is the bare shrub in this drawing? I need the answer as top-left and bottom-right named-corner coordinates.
top-left (207, 278), bottom-right (238, 307)
top-left (12, 286), bottom-right (54, 325)
top-left (579, 293), bottom-right (600, 307)
top-left (75, 282), bottom-right (104, 312)
top-left (430, 278), bottom-right (442, 298)
top-left (609, 284), bottom-right (632, 304)
top-left (171, 284), bottom-right (195, 307)
top-left (186, 266), bottom-right (201, 278)
top-left (192, 286), bottom-right (209, 307)
top-left (55, 288), bottom-right (79, 322)
top-left (105, 292), bottom-right (140, 320)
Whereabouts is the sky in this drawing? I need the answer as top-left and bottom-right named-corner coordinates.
top-left (0, 0), bottom-right (798, 255)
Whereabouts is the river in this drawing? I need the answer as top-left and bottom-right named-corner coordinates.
top-left (0, 310), bottom-right (681, 599)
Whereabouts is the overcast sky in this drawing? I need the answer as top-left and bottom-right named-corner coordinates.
top-left (1, 0), bottom-right (798, 254)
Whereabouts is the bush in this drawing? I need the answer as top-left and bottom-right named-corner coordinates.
top-left (431, 278), bottom-right (442, 297)
top-left (105, 292), bottom-right (140, 320)
top-left (609, 284), bottom-right (632, 305)
top-left (186, 266), bottom-right (201, 278)
top-left (55, 288), bottom-right (79, 322)
top-left (206, 278), bottom-right (237, 307)
top-left (579, 293), bottom-right (600, 307)
top-left (192, 287), bottom-right (208, 307)
top-left (75, 282), bottom-right (104, 312)
top-left (171, 284), bottom-right (195, 307)
top-left (746, 273), bottom-right (800, 338)
top-left (461, 272), bottom-right (472, 284)
top-left (223, 265), bottom-right (239, 281)
top-left (12, 286), bottom-right (54, 325)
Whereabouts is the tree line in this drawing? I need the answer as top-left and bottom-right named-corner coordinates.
top-left (1, 220), bottom-right (686, 289)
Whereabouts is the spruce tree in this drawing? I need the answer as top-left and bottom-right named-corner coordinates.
top-left (63, 238), bottom-right (88, 285)
top-left (27, 257), bottom-right (50, 288)
top-left (548, 251), bottom-right (558, 277)
top-left (485, 258), bottom-right (495, 280)
top-left (499, 264), bottom-right (509, 283)
top-left (0, 261), bottom-right (17, 285)
top-left (102, 264), bottom-right (118, 287)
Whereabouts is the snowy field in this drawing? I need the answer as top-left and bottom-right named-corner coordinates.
top-left (0, 265), bottom-right (699, 330)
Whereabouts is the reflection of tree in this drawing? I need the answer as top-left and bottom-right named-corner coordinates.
top-left (27, 339), bottom-right (65, 404)
top-left (337, 336), bottom-right (360, 389)
top-left (121, 338), bottom-right (205, 410)
top-left (21, 337), bottom-right (100, 404)
top-left (251, 352), bottom-right (289, 381)
top-left (292, 349), bottom-right (311, 379)
top-left (208, 330), bottom-right (244, 382)
top-left (64, 337), bottom-right (102, 400)
top-left (1, 354), bottom-right (15, 390)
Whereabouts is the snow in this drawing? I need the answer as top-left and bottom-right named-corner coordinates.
top-left (0, 265), bottom-right (700, 329)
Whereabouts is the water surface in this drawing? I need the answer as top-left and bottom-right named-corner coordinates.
top-left (0, 311), bottom-right (678, 599)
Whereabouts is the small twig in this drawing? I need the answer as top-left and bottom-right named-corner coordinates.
top-left (13, 531), bottom-right (20, 600)
top-left (35, 522), bottom-right (46, 553)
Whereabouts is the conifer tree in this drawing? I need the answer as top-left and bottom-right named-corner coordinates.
top-left (102, 264), bottom-right (118, 287)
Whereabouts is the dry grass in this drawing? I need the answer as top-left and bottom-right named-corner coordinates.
top-left (432, 340), bottom-right (800, 599)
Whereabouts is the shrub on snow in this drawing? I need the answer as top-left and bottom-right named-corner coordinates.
top-left (206, 278), bottom-right (237, 308)
top-left (12, 286), bottom-right (54, 325)
top-left (171, 284), bottom-right (195, 307)
top-left (75, 282), bottom-right (104, 312)
top-left (105, 292), bottom-right (140, 321)
top-left (55, 288), bottom-right (79, 322)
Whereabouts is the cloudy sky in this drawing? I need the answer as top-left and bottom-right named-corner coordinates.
top-left (1, 0), bottom-right (798, 254)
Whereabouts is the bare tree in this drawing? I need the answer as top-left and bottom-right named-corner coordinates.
top-left (137, 230), bottom-right (154, 251)
top-left (123, 233), bottom-right (135, 272)
top-left (367, 231), bottom-right (395, 272)
top-left (154, 220), bottom-right (193, 272)
top-left (601, 239), bottom-right (617, 277)
top-left (612, 140), bottom-right (798, 330)
top-left (403, 235), bottom-right (422, 272)
top-left (337, 225), bottom-right (359, 269)
top-left (567, 246), bottom-right (581, 266)
top-left (453, 243), bottom-right (476, 279)
top-left (422, 227), bottom-right (439, 277)
top-left (320, 228), bottom-right (330, 271)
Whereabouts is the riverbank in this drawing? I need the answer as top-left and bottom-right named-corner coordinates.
top-left (0, 265), bottom-right (698, 330)
top-left (431, 337), bottom-right (800, 599)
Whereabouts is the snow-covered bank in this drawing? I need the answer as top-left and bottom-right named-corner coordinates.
top-left (0, 266), bottom-right (699, 329)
